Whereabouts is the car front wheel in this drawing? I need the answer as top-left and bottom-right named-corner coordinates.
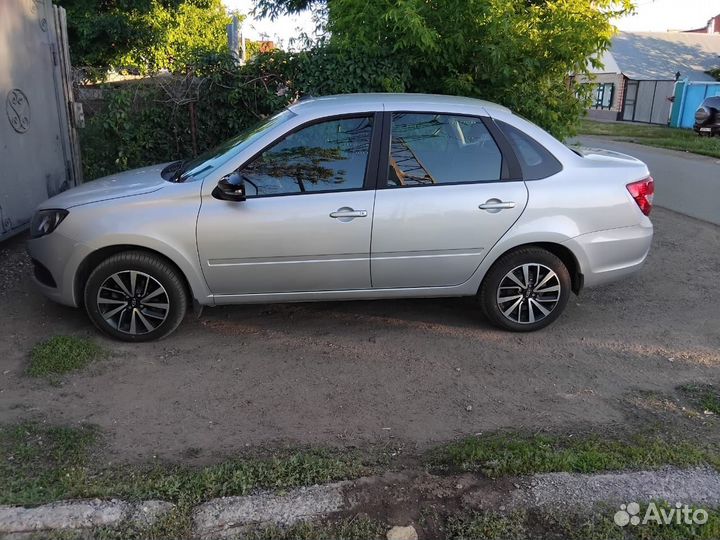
top-left (84, 251), bottom-right (188, 342)
top-left (479, 247), bottom-right (571, 332)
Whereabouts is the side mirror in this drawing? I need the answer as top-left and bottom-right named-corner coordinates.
top-left (213, 172), bottom-right (246, 202)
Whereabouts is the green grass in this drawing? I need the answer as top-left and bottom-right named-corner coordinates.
top-left (0, 422), bottom-right (368, 508)
top-left (679, 384), bottom-right (720, 415)
top-left (428, 432), bottom-right (720, 477)
top-left (0, 422), bottom-right (371, 538)
top-left (5, 423), bottom-right (720, 539)
top-left (448, 505), bottom-right (720, 540)
top-left (27, 515), bottom-right (387, 540)
top-left (27, 336), bottom-right (106, 378)
top-left (32, 505), bottom-right (720, 540)
top-left (6, 424), bottom-right (720, 507)
top-left (577, 119), bottom-right (720, 159)
top-left (0, 422), bottom-right (99, 505)
top-left (244, 516), bottom-right (386, 540)
top-left (447, 510), bottom-right (528, 540)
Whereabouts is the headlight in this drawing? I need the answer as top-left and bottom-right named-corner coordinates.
top-left (30, 209), bottom-right (69, 238)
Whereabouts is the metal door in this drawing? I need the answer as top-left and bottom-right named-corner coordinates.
top-left (370, 112), bottom-right (528, 289)
top-left (622, 81), bottom-right (638, 121)
top-left (371, 183), bottom-right (528, 288)
top-left (622, 79), bottom-right (675, 125)
top-left (197, 191), bottom-right (376, 295)
top-left (196, 114), bottom-right (380, 296)
top-left (0, 0), bottom-right (80, 241)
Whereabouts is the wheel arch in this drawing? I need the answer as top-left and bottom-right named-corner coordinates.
top-left (532, 242), bottom-right (583, 295)
top-left (482, 242), bottom-right (583, 295)
top-left (74, 245), bottom-right (199, 307)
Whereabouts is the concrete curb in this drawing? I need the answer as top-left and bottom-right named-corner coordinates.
top-left (192, 482), bottom-right (350, 539)
top-left (511, 466), bottom-right (720, 510)
top-left (0, 499), bottom-right (174, 534)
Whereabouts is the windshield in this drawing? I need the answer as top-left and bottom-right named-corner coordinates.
top-left (165, 108), bottom-right (296, 182)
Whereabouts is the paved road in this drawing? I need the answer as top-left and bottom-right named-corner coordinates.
top-left (573, 136), bottom-right (720, 225)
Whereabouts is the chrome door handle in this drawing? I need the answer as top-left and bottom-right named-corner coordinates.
top-left (329, 207), bottom-right (368, 220)
top-left (478, 199), bottom-right (516, 212)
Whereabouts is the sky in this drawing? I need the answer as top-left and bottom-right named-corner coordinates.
top-left (222, 0), bottom-right (316, 47)
top-left (223, 0), bottom-right (720, 46)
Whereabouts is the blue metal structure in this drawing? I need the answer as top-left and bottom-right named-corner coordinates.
top-left (670, 80), bottom-right (720, 128)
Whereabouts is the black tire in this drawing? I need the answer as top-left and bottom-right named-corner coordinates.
top-left (84, 251), bottom-right (188, 342)
top-left (479, 247), bottom-right (571, 332)
top-left (695, 106), bottom-right (713, 125)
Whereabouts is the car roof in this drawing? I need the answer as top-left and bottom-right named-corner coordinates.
top-left (287, 93), bottom-right (511, 115)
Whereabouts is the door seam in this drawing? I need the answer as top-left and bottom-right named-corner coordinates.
top-left (369, 106), bottom-right (388, 288)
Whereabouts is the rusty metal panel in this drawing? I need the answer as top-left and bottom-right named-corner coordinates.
top-left (0, 0), bottom-right (79, 241)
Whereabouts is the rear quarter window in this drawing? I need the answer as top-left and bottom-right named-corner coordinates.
top-left (496, 121), bottom-right (562, 180)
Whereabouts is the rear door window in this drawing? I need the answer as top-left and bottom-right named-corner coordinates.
top-left (386, 113), bottom-right (503, 187)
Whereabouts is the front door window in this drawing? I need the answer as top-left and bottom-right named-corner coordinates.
top-left (241, 116), bottom-right (374, 197)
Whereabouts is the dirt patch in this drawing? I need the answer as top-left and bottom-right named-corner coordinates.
top-left (0, 233), bottom-right (31, 295)
top-left (0, 208), bottom-right (718, 463)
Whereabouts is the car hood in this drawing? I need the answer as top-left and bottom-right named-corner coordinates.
top-left (39, 163), bottom-right (170, 210)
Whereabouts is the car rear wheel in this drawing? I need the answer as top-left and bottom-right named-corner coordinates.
top-left (479, 247), bottom-right (571, 332)
top-left (84, 251), bottom-right (187, 342)
top-left (695, 105), bottom-right (714, 125)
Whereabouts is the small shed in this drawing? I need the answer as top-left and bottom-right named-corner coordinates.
top-left (579, 31), bottom-right (720, 125)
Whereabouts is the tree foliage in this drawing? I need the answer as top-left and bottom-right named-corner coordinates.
top-left (81, 0), bottom-right (637, 178)
top-left (256, 0), bottom-right (634, 138)
top-left (55, 0), bottom-right (232, 73)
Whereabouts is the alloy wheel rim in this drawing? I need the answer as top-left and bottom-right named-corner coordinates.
top-left (496, 263), bottom-right (561, 325)
top-left (96, 271), bottom-right (169, 335)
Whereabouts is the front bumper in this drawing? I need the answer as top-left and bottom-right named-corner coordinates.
top-left (27, 232), bottom-right (91, 307)
top-left (563, 221), bottom-right (653, 289)
top-left (693, 123), bottom-right (720, 135)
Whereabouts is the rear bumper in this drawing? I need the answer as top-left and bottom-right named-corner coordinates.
top-left (563, 221), bottom-right (653, 289)
top-left (693, 123), bottom-right (720, 135)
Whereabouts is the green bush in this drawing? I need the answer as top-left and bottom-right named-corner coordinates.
top-left (80, 47), bottom-right (409, 179)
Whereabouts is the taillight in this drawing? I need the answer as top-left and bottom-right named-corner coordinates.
top-left (626, 176), bottom-right (654, 216)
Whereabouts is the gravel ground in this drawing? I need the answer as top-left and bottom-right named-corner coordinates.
top-left (0, 207), bottom-right (718, 462)
top-left (513, 467), bottom-right (720, 509)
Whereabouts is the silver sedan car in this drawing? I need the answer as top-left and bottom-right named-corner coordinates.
top-left (28, 94), bottom-right (654, 341)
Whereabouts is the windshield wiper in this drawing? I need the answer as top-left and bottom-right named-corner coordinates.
top-left (161, 160), bottom-right (186, 182)
top-left (170, 160), bottom-right (188, 182)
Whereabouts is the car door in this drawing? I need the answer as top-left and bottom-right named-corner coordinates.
top-left (196, 114), bottom-right (380, 296)
top-left (370, 112), bottom-right (528, 288)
